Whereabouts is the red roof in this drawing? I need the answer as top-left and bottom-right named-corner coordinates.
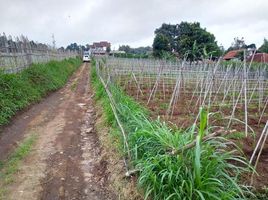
top-left (223, 50), bottom-right (242, 60)
top-left (91, 41), bottom-right (110, 48)
top-left (247, 53), bottom-right (268, 63)
top-left (99, 41), bottom-right (110, 47)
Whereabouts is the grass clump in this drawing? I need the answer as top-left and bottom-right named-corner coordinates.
top-left (0, 134), bottom-right (37, 199)
top-left (90, 61), bottom-right (253, 200)
top-left (0, 57), bottom-right (81, 126)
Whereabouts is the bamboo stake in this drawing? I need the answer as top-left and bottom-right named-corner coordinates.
top-left (250, 122), bottom-right (268, 185)
top-left (243, 50), bottom-right (248, 137)
top-left (96, 61), bottom-right (131, 160)
top-left (170, 128), bottom-right (236, 155)
top-left (250, 121), bottom-right (268, 164)
top-left (228, 82), bottom-right (243, 128)
top-left (131, 72), bottom-right (143, 96)
top-left (258, 97), bottom-right (268, 125)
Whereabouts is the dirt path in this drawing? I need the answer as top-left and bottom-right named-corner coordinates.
top-left (0, 63), bottom-right (117, 200)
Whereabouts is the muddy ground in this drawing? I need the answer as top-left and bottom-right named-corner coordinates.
top-left (0, 63), bottom-right (117, 200)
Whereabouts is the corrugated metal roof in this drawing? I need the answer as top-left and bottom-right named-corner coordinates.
top-left (247, 53), bottom-right (268, 63)
top-left (223, 50), bottom-right (241, 60)
top-left (91, 41), bottom-right (110, 48)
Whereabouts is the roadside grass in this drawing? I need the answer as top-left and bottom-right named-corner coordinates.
top-left (91, 62), bottom-right (143, 199)
top-left (0, 57), bottom-right (81, 126)
top-left (0, 134), bottom-right (37, 199)
top-left (91, 60), bottom-right (254, 200)
top-left (251, 188), bottom-right (268, 200)
top-left (91, 63), bottom-right (126, 160)
top-left (71, 79), bottom-right (78, 91)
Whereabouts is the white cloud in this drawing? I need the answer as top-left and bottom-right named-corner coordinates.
top-left (0, 0), bottom-right (267, 49)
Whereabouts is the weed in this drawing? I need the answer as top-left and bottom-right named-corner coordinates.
top-left (0, 134), bottom-right (37, 199)
top-left (71, 80), bottom-right (78, 91)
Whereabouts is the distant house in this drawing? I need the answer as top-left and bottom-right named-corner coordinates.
top-left (223, 49), bottom-right (268, 63)
top-left (89, 41), bottom-right (111, 55)
top-left (247, 53), bottom-right (268, 63)
top-left (223, 50), bottom-right (243, 61)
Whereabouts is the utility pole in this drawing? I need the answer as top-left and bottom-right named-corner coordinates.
top-left (52, 34), bottom-right (56, 49)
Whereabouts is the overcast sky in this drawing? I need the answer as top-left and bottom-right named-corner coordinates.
top-left (1, 0), bottom-right (267, 49)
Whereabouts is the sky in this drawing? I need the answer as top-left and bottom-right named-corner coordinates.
top-left (1, 0), bottom-right (267, 50)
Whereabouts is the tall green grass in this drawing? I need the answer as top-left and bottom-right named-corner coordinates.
top-left (91, 61), bottom-right (253, 200)
top-left (0, 57), bottom-right (81, 126)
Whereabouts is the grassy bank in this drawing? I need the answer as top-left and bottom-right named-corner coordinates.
top-left (91, 60), bottom-right (253, 200)
top-left (0, 57), bottom-right (81, 126)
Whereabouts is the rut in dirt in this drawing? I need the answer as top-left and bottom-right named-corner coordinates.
top-left (40, 63), bottom-right (116, 200)
top-left (0, 63), bottom-right (116, 200)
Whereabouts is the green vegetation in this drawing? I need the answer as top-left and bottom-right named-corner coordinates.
top-left (91, 61), bottom-right (253, 200)
top-left (258, 38), bottom-right (268, 53)
top-left (91, 60), bottom-right (126, 154)
top-left (153, 22), bottom-right (223, 60)
top-left (71, 79), bottom-right (78, 91)
top-left (0, 134), bottom-right (37, 199)
top-left (0, 57), bottom-right (81, 126)
top-left (113, 53), bottom-right (150, 59)
top-left (252, 188), bottom-right (268, 200)
top-left (153, 33), bottom-right (171, 58)
top-left (116, 45), bottom-right (152, 58)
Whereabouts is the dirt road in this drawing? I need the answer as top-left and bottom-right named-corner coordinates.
top-left (0, 63), bottom-right (116, 200)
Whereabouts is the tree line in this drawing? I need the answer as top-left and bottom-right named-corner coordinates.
top-left (65, 21), bottom-right (268, 60)
top-left (152, 22), bottom-right (268, 61)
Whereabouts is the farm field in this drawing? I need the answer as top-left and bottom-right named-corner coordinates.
top-left (95, 57), bottom-right (268, 191)
top-left (2, 0), bottom-right (268, 199)
top-left (0, 55), bottom-right (267, 200)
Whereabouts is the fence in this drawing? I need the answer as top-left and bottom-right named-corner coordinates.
top-left (0, 33), bottom-right (78, 73)
top-left (96, 56), bottom-right (268, 137)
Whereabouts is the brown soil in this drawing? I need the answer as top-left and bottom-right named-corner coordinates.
top-left (0, 63), bottom-right (117, 200)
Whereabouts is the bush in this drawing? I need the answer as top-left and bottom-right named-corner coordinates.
top-left (0, 57), bottom-right (81, 125)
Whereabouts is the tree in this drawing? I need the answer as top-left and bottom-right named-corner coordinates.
top-left (118, 45), bottom-right (152, 55)
top-left (130, 46), bottom-right (152, 54)
top-left (226, 37), bottom-right (249, 52)
top-left (247, 43), bottom-right (256, 49)
top-left (118, 45), bottom-right (131, 53)
top-left (259, 38), bottom-right (268, 53)
top-left (66, 43), bottom-right (79, 51)
top-left (152, 22), bottom-right (222, 60)
top-left (155, 24), bottom-right (177, 52)
top-left (153, 33), bottom-right (171, 57)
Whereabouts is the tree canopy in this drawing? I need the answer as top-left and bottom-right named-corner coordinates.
top-left (66, 43), bottom-right (88, 52)
top-left (118, 45), bottom-right (131, 53)
top-left (152, 33), bottom-right (171, 57)
top-left (153, 22), bottom-right (222, 60)
top-left (118, 45), bottom-right (152, 55)
top-left (258, 38), bottom-right (268, 53)
top-left (226, 37), bottom-right (257, 53)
